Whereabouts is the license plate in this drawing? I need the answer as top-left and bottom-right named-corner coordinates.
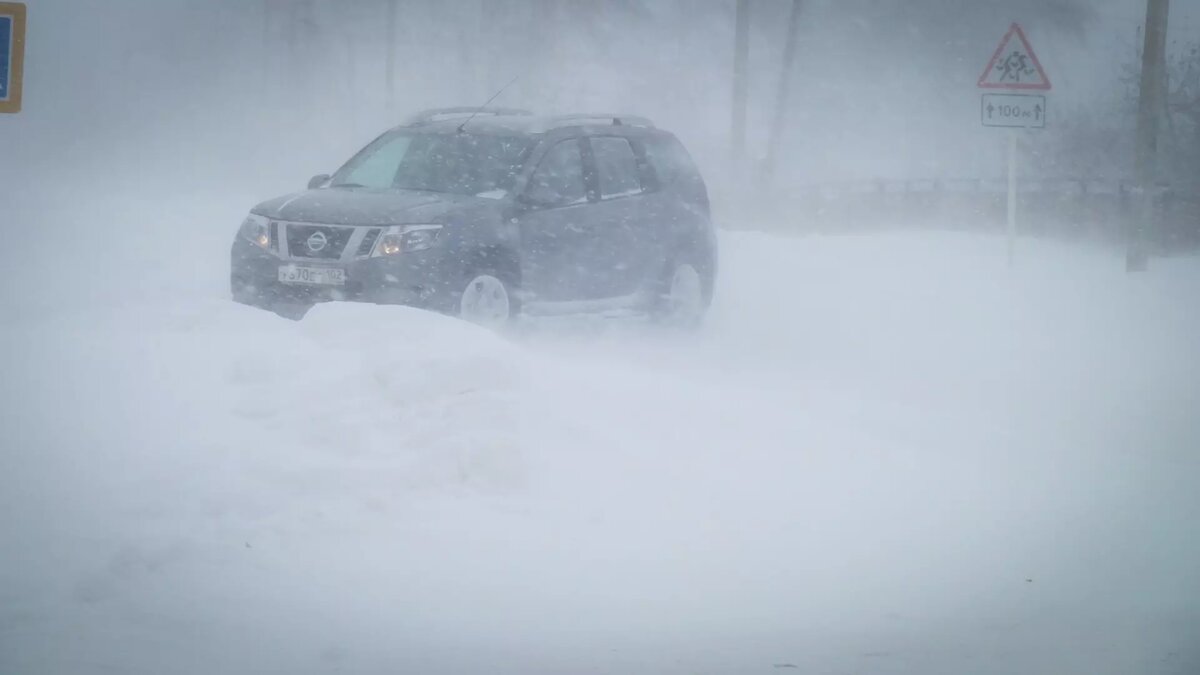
top-left (278, 265), bottom-right (345, 286)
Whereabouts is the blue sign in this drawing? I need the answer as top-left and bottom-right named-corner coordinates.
top-left (0, 15), bottom-right (10, 100)
top-left (0, 2), bottom-right (24, 113)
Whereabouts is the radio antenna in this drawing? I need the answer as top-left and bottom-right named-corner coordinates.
top-left (457, 76), bottom-right (521, 133)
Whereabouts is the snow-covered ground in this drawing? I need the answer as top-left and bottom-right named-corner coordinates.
top-left (2, 218), bottom-right (1198, 674)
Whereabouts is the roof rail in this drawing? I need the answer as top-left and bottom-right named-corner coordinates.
top-left (540, 113), bottom-right (655, 131)
top-left (406, 107), bottom-right (534, 126)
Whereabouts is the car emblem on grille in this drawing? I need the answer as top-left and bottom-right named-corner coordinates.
top-left (306, 231), bottom-right (328, 253)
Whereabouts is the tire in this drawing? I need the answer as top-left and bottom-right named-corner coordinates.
top-left (457, 267), bottom-right (518, 330)
top-left (650, 256), bottom-right (709, 329)
top-left (270, 302), bottom-right (313, 321)
top-left (232, 283), bottom-right (312, 321)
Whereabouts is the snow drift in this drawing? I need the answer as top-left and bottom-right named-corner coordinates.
top-left (2, 229), bottom-right (1198, 675)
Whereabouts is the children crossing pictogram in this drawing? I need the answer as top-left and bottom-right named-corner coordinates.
top-left (978, 23), bottom-right (1051, 91)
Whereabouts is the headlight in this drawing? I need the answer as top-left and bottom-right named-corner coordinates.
top-left (372, 224), bottom-right (443, 257)
top-left (238, 214), bottom-right (271, 250)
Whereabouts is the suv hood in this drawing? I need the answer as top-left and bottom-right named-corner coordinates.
top-left (252, 188), bottom-right (500, 226)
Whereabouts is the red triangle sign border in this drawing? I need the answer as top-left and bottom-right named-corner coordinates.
top-left (978, 22), bottom-right (1052, 91)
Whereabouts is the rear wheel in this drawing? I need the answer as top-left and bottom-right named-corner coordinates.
top-left (651, 258), bottom-right (708, 328)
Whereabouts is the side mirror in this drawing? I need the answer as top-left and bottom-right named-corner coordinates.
top-left (308, 174), bottom-right (331, 190)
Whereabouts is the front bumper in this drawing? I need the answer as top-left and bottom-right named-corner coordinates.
top-left (230, 237), bottom-right (460, 312)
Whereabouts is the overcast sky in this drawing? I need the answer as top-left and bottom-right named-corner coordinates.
top-left (3, 0), bottom-right (1198, 198)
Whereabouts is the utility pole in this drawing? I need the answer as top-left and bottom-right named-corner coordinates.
top-left (731, 0), bottom-right (751, 158)
top-left (385, 0), bottom-right (397, 114)
top-left (763, 0), bottom-right (802, 185)
top-left (1128, 0), bottom-right (1169, 272)
top-left (263, 0), bottom-right (275, 97)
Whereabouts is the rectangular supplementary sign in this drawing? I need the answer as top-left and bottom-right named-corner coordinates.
top-left (0, 2), bottom-right (26, 113)
top-left (981, 93), bottom-right (1045, 129)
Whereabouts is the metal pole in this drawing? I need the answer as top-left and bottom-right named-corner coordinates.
top-left (385, 0), bottom-right (397, 113)
top-left (1007, 130), bottom-right (1017, 267)
top-left (731, 0), bottom-right (750, 158)
top-left (763, 0), bottom-right (803, 185)
top-left (1128, 0), bottom-right (1169, 273)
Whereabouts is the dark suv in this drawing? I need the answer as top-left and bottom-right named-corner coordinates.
top-left (231, 108), bottom-right (717, 326)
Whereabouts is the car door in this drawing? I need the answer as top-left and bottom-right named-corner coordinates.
top-left (582, 135), bottom-right (660, 298)
top-left (515, 137), bottom-right (596, 303)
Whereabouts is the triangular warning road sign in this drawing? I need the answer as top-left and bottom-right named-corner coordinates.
top-left (978, 23), bottom-right (1051, 90)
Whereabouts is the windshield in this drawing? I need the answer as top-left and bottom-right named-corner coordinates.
top-left (330, 131), bottom-right (530, 197)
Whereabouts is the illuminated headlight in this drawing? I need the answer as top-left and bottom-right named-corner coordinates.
top-left (238, 214), bottom-right (271, 250)
top-left (372, 225), bottom-right (443, 257)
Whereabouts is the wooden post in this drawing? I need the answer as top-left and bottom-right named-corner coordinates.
top-left (731, 0), bottom-right (751, 158)
top-left (1128, 0), bottom-right (1169, 272)
top-left (385, 0), bottom-right (397, 113)
top-left (763, 0), bottom-right (803, 185)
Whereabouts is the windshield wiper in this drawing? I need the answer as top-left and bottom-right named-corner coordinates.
top-left (328, 182), bottom-right (365, 188)
top-left (393, 185), bottom-right (455, 195)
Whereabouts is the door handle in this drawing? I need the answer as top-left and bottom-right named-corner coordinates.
top-left (565, 223), bottom-right (585, 234)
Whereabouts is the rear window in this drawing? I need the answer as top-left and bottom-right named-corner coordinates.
top-left (642, 134), bottom-right (700, 188)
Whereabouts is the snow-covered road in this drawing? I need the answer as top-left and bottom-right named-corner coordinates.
top-left (2, 227), bottom-right (1198, 674)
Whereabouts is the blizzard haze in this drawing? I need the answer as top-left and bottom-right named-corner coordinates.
top-left (2, 2), bottom-right (1199, 674)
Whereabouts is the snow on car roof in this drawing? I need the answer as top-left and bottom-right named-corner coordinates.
top-left (405, 114), bottom-right (660, 136)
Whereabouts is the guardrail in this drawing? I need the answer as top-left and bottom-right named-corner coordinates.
top-left (716, 178), bottom-right (1200, 251)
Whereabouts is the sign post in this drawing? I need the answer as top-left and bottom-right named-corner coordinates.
top-left (977, 23), bottom-right (1051, 267)
top-left (0, 2), bottom-right (26, 114)
top-left (1007, 131), bottom-right (1017, 266)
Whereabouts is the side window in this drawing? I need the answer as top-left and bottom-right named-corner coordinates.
top-left (590, 136), bottom-right (643, 199)
top-left (526, 140), bottom-right (586, 206)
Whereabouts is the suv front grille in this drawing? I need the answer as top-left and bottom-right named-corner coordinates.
top-left (356, 228), bottom-right (382, 257)
top-left (286, 224), bottom-right (354, 260)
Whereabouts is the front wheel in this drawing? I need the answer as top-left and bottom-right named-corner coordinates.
top-left (458, 272), bottom-right (515, 330)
